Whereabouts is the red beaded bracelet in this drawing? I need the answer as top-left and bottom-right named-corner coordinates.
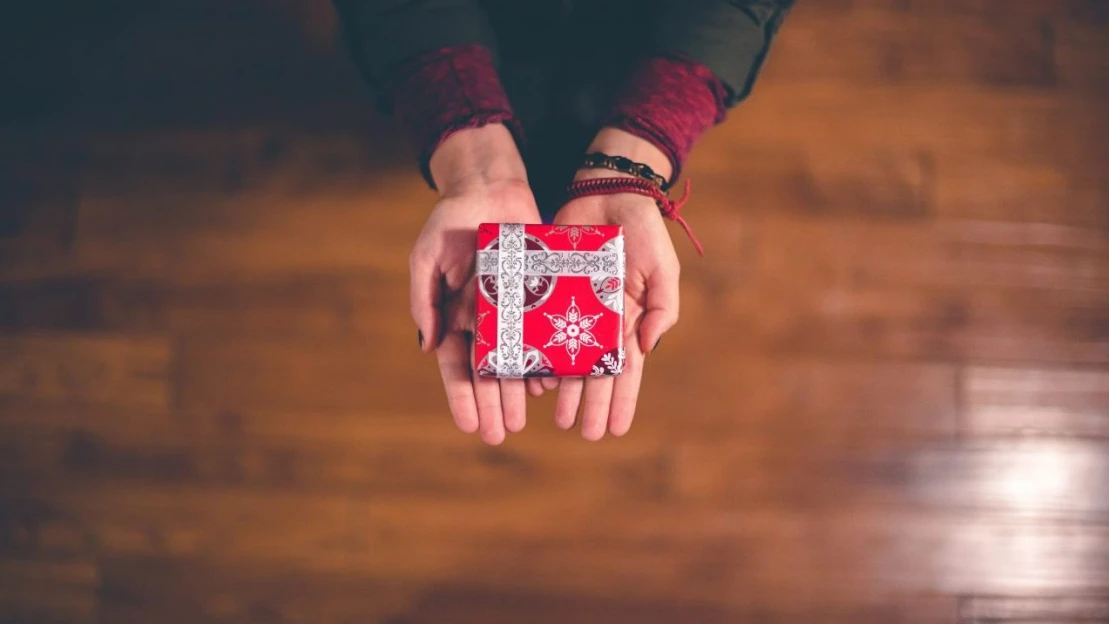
top-left (565, 176), bottom-right (704, 256)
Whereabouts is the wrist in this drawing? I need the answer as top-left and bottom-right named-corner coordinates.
top-left (429, 124), bottom-right (528, 195)
top-left (575, 128), bottom-right (673, 183)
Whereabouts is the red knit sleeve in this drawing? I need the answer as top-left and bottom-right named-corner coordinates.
top-left (601, 55), bottom-right (728, 183)
top-left (384, 44), bottom-right (523, 188)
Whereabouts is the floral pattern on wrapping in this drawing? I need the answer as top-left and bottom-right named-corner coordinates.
top-left (550, 225), bottom-right (604, 250)
top-left (477, 347), bottom-right (553, 377)
top-left (542, 297), bottom-right (603, 365)
top-left (590, 347), bottom-right (626, 376)
top-left (474, 310), bottom-right (491, 347)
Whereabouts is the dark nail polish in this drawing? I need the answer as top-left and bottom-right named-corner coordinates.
top-left (418, 329), bottom-right (424, 349)
top-left (652, 337), bottom-right (662, 352)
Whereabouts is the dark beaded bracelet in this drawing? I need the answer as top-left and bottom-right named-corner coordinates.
top-left (581, 152), bottom-right (670, 191)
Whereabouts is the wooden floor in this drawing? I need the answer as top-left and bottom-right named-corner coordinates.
top-left (2, 0), bottom-right (1108, 622)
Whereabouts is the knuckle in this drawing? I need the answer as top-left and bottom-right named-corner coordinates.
top-left (476, 401), bottom-right (500, 417)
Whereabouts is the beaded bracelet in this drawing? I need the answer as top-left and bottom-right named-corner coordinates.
top-left (581, 152), bottom-right (670, 191)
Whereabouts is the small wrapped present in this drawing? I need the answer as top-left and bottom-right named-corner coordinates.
top-left (474, 223), bottom-right (625, 378)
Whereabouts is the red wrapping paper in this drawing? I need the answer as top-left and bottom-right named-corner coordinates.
top-left (474, 223), bottom-right (626, 378)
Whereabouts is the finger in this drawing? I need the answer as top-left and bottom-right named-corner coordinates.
top-left (436, 331), bottom-right (479, 434)
top-left (472, 367), bottom-right (506, 445)
top-left (554, 377), bottom-right (584, 430)
top-left (580, 376), bottom-right (614, 441)
top-left (501, 379), bottom-right (527, 433)
top-left (409, 255), bottom-right (442, 353)
top-left (526, 378), bottom-right (546, 397)
top-left (638, 260), bottom-right (680, 354)
top-left (540, 376), bottom-right (560, 391)
top-left (608, 343), bottom-right (644, 437)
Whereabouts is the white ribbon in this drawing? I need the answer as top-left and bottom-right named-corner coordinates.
top-left (495, 224), bottom-right (527, 378)
top-left (477, 250), bottom-right (624, 279)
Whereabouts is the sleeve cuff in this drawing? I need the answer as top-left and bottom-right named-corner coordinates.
top-left (384, 44), bottom-right (523, 188)
top-left (601, 55), bottom-right (728, 183)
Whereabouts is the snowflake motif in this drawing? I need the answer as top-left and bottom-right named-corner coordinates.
top-left (474, 310), bottom-right (491, 347)
top-left (591, 348), bottom-right (625, 376)
top-left (542, 296), bottom-right (603, 365)
top-left (550, 225), bottom-right (603, 249)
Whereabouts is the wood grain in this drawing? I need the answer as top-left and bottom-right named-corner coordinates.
top-left (1, 0), bottom-right (1107, 621)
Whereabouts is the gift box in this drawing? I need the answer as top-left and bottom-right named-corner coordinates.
top-left (474, 223), bottom-right (625, 378)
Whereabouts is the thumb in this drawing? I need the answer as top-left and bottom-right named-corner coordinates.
top-left (637, 264), bottom-right (680, 354)
top-left (409, 256), bottom-right (442, 354)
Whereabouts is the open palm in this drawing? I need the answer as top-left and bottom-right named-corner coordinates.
top-left (543, 192), bottom-right (680, 440)
top-left (410, 179), bottom-right (543, 445)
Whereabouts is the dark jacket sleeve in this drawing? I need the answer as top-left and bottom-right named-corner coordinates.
top-left (331, 0), bottom-right (500, 112)
top-left (649, 0), bottom-right (793, 108)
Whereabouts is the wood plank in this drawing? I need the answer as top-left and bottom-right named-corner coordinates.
top-left (646, 354), bottom-right (958, 438)
top-left (0, 141), bottom-right (81, 279)
top-left (77, 130), bottom-right (408, 199)
top-left (22, 481), bottom-right (1109, 604)
top-left (863, 438), bottom-right (1109, 520)
top-left (404, 585), bottom-right (955, 624)
top-left (173, 335), bottom-right (444, 413)
top-left (960, 595), bottom-right (1109, 622)
top-left (681, 217), bottom-right (1109, 364)
top-left (933, 154), bottom-right (1108, 229)
top-left (1055, 21), bottom-right (1109, 92)
top-left (698, 85), bottom-right (1108, 164)
top-left (0, 495), bottom-right (94, 560)
top-left (689, 145), bottom-right (935, 219)
top-left (673, 436), bottom-right (1109, 521)
top-left (0, 559), bottom-right (97, 624)
top-left (703, 285), bottom-right (1109, 364)
top-left (690, 212), bottom-right (1108, 295)
top-left (0, 272), bottom-right (409, 339)
top-left (0, 403), bottom-right (669, 501)
top-left (74, 185), bottom-right (424, 280)
top-left (0, 334), bottom-right (171, 409)
top-left (767, 8), bottom-right (1054, 87)
top-left (70, 132), bottom-right (425, 280)
top-left (802, 0), bottom-right (1107, 21)
top-left (962, 367), bottom-right (1109, 438)
top-left (95, 558), bottom-right (954, 624)
top-left (2, 0), bottom-right (1108, 620)
top-left (896, 0), bottom-right (1108, 21)
top-left (0, 277), bottom-right (103, 331)
top-left (97, 558), bottom-right (416, 624)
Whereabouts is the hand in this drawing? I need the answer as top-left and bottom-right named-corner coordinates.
top-left (411, 124), bottom-right (541, 445)
top-left (541, 129), bottom-right (681, 440)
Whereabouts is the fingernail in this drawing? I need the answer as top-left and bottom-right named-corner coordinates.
top-left (652, 337), bottom-right (662, 353)
top-left (417, 329), bottom-right (424, 349)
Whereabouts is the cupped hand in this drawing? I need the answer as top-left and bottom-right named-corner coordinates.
top-left (545, 189), bottom-right (680, 440)
top-left (411, 125), bottom-right (541, 445)
top-left (532, 127), bottom-right (683, 440)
